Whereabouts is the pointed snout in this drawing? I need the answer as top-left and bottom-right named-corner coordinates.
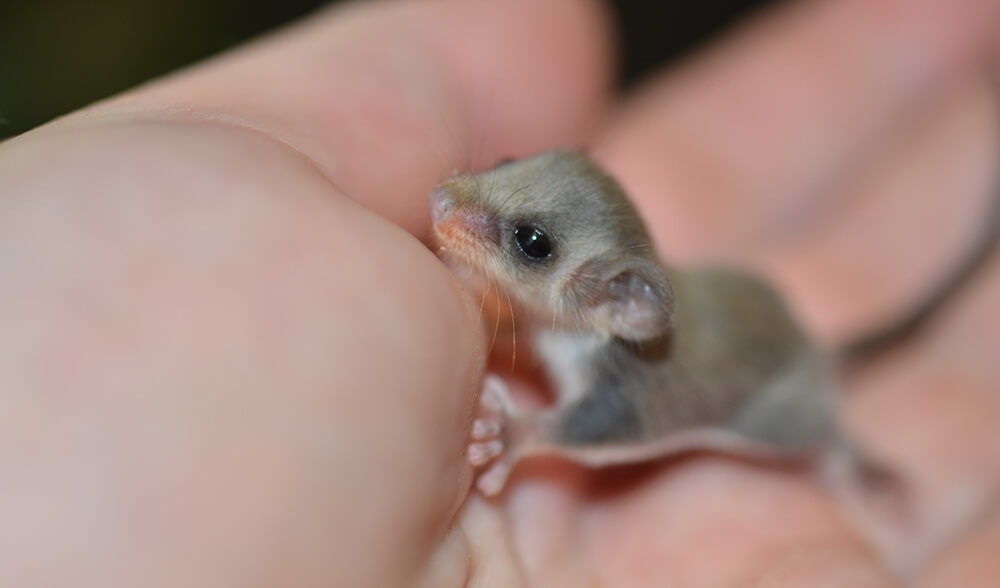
top-left (429, 185), bottom-right (457, 224)
top-left (428, 182), bottom-right (498, 246)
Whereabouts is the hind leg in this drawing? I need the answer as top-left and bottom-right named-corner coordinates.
top-left (822, 441), bottom-right (991, 577)
top-left (822, 443), bottom-right (912, 546)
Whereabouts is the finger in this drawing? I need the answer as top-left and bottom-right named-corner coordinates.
top-left (595, 0), bottom-right (1000, 260)
top-left (0, 118), bottom-right (483, 586)
top-left (71, 0), bottom-right (613, 237)
top-left (731, 76), bottom-right (1000, 573)
top-left (764, 75), bottom-right (1000, 343)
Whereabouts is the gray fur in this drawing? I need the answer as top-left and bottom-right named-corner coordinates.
top-left (431, 150), bottom-right (1000, 576)
top-left (432, 150), bottom-right (842, 457)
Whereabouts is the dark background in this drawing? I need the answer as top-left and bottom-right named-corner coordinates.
top-left (0, 0), bottom-right (773, 139)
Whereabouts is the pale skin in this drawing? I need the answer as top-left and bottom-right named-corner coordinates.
top-left (1, 0), bottom-right (999, 587)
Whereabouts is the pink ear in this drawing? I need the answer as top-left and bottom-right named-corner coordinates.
top-left (592, 261), bottom-right (674, 340)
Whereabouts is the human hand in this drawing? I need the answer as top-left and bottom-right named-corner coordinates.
top-left (0, 1), bottom-right (607, 585)
top-left (1, 0), bottom-right (998, 587)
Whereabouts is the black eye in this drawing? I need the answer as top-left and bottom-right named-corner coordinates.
top-left (513, 225), bottom-right (552, 260)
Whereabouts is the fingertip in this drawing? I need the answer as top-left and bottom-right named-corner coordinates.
top-left (95, 0), bottom-right (614, 236)
top-left (595, 0), bottom-right (1000, 261)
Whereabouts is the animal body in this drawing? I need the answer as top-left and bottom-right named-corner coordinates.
top-left (429, 149), bottom-right (998, 573)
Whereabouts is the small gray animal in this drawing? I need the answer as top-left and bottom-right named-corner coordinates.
top-left (429, 150), bottom-right (998, 571)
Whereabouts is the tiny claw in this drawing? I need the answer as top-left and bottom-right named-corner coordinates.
top-left (472, 417), bottom-right (503, 439)
top-left (480, 375), bottom-right (508, 413)
top-left (468, 440), bottom-right (504, 466)
top-left (477, 460), bottom-right (514, 496)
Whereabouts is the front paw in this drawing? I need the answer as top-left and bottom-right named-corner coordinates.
top-left (468, 375), bottom-right (517, 496)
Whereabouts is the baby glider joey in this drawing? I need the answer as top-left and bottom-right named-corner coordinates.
top-left (429, 149), bottom-right (999, 573)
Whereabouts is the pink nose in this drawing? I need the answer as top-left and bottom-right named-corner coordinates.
top-left (430, 186), bottom-right (456, 224)
top-left (428, 187), bottom-right (498, 245)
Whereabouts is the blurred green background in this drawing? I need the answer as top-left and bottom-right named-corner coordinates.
top-left (0, 0), bottom-right (770, 139)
